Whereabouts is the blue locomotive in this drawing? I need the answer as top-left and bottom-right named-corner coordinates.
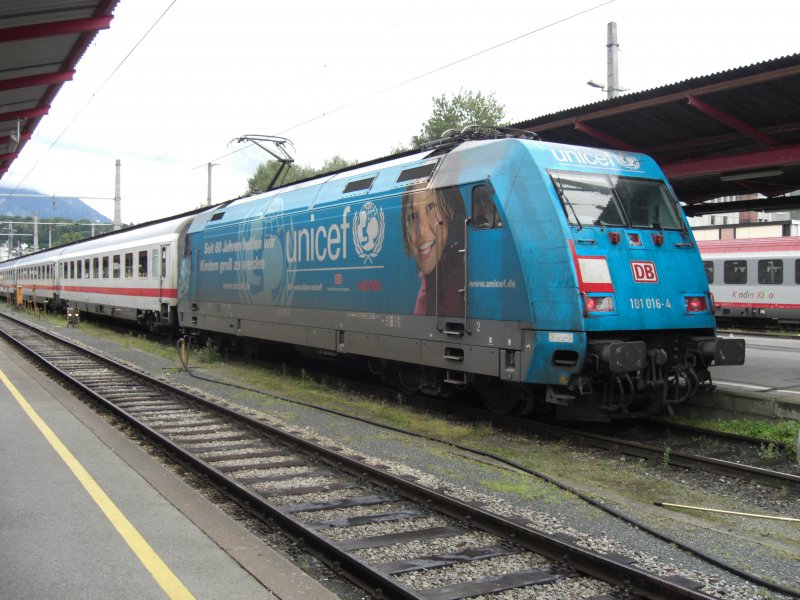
top-left (177, 128), bottom-right (745, 420)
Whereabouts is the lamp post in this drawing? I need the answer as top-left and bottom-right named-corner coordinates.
top-left (587, 22), bottom-right (627, 98)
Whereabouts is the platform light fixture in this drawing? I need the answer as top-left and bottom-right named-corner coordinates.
top-left (720, 169), bottom-right (783, 182)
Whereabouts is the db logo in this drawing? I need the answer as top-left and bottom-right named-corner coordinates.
top-left (631, 261), bottom-right (658, 283)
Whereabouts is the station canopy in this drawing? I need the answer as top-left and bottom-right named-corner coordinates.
top-left (512, 53), bottom-right (800, 216)
top-left (0, 0), bottom-right (119, 179)
top-left (1, 3), bottom-right (799, 218)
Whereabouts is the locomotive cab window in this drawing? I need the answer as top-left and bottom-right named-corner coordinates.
top-left (551, 171), bottom-right (682, 230)
top-left (758, 259), bottom-right (783, 284)
top-left (724, 260), bottom-right (747, 284)
top-left (471, 185), bottom-right (502, 229)
top-left (614, 177), bottom-right (682, 230)
top-left (551, 172), bottom-right (625, 227)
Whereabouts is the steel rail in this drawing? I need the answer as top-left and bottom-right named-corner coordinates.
top-left (0, 311), bottom-right (721, 600)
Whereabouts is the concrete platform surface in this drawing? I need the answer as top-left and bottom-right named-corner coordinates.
top-left (0, 339), bottom-right (340, 600)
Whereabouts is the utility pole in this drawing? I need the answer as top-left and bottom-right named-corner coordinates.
top-left (114, 158), bottom-right (121, 230)
top-left (207, 162), bottom-right (218, 206)
top-left (606, 22), bottom-right (620, 99)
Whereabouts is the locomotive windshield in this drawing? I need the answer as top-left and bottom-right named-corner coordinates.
top-left (551, 172), bottom-right (683, 230)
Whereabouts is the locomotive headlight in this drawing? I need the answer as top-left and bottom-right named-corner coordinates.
top-left (684, 295), bottom-right (708, 313)
top-left (584, 294), bottom-right (614, 314)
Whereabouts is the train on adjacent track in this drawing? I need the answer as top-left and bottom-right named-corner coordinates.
top-left (0, 129), bottom-right (744, 420)
top-left (698, 237), bottom-right (800, 326)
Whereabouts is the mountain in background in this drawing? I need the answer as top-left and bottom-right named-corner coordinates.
top-left (0, 185), bottom-right (112, 223)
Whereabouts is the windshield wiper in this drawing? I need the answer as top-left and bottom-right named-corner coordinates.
top-left (553, 177), bottom-right (583, 230)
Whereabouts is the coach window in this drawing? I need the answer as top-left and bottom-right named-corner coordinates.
top-left (758, 259), bottom-right (783, 284)
top-left (84, 259), bottom-right (90, 278)
top-left (113, 255), bottom-right (121, 279)
top-left (102, 256), bottom-right (109, 278)
top-left (62, 263), bottom-right (67, 279)
top-left (723, 260), bottom-right (747, 284)
top-left (471, 185), bottom-right (502, 229)
top-left (138, 250), bottom-right (148, 277)
top-left (93, 258), bottom-right (99, 279)
top-left (124, 253), bottom-right (133, 278)
top-left (702, 261), bottom-right (713, 284)
top-left (76, 260), bottom-right (82, 279)
top-left (795, 259), bottom-right (800, 284)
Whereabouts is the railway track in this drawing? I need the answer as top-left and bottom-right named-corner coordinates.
top-left (407, 397), bottom-right (800, 494)
top-left (0, 311), bottom-right (723, 600)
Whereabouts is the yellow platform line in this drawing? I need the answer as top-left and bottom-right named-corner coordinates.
top-left (0, 369), bottom-right (196, 600)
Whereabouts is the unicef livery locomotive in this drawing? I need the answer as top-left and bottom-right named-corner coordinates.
top-left (0, 129), bottom-right (744, 420)
top-left (176, 130), bottom-right (744, 420)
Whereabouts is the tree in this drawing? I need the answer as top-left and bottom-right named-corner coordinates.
top-left (247, 154), bottom-right (356, 194)
top-left (411, 90), bottom-right (505, 148)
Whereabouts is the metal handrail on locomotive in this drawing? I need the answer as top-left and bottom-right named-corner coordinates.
top-left (0, 130), bottom-right (745, 421)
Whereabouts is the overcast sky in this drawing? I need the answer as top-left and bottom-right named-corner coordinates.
top-left (3, 0), bottom-right (798, 224)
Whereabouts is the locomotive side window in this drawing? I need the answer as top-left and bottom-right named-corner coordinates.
top-left (138, 251), bottom-right (148, 277)
top-left (723, 260), bottom-right (747, 284)
top-left (758, 259), bottom-right (783, 284)
top-left (471, 185), bottom-right (502, 229)
top-left (551, 172), bottom-right (625, 227)
top-left (703, 261), bottom-right (714, 284)
top-left (112, 255), bottom-right (121, 279)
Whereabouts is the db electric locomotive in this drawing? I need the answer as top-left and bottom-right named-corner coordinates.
top-left (699, 237), bottom-right (800, 325)
top-left (0, 130), bottom-right (745, 420)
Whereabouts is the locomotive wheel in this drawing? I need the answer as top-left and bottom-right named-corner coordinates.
top-left (478, 381), bottom-right (522, 414)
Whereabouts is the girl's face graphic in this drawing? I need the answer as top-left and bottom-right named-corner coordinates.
top-left (406, 189), bottom-right (449, 275)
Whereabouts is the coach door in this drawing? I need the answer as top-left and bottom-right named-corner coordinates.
top-left (159, 244), bottom-right (168, 303)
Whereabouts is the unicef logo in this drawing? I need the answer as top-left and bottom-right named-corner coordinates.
top-left (352, 201), bottom-right (385, 263)
top-left (615, 153), bottom-right (640, 170)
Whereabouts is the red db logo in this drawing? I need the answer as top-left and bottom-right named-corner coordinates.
top-left (631, 261), bottom-right (658, 283)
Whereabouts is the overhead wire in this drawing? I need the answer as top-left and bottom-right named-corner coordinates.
top-left (7, 0), bottom-right (179, 196)
top-left (207, 0), bottom-right (616, 166)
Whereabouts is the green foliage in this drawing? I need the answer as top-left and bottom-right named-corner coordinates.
top-left (247, 154), bottom-right (356, 194)
top-left (0, 215), bottom-right (116, 253)
top-left (411, 90), bottom-right (505, 147)
top-left (669, 416), bottom-right (799, 459)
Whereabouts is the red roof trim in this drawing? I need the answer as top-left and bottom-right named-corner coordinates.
top-left (0, 106), bottom-right (49, 122)
top-left (697, 238), bottom-right (800, 253)
top-left (0, 70), bottom-right (75, 92)
top-left (0, 16), bottom-right (113, 43)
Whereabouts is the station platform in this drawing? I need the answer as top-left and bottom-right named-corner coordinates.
top-left (0, 338), bottom-right (340, 600)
